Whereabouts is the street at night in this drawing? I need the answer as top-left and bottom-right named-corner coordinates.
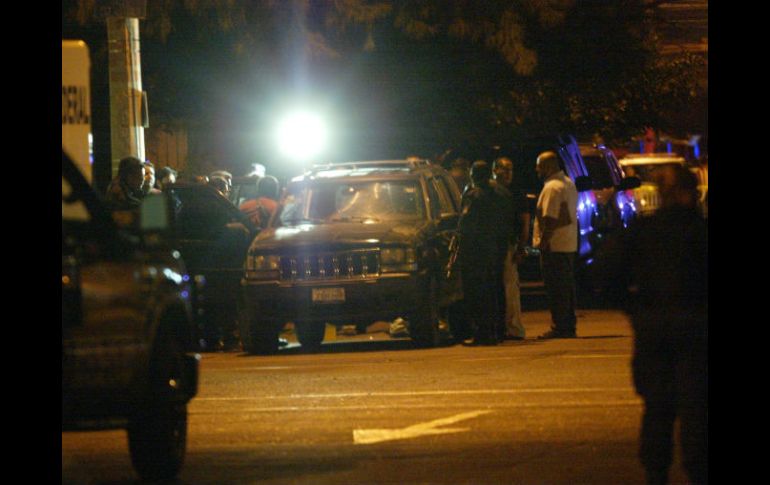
top-left (62, 2), bottom-right (707, 483)
top-left (62, 309), bottom-right (691, 484)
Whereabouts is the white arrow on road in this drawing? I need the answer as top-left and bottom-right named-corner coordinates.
top-left (353, 410), bottom-right (493, 445)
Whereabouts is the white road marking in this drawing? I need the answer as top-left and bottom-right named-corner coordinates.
top-left (558, 354), bottom-right (630, 359)
top-left (352, 410), bottom-right (493, 445)
top-left (190, 399), bottom-right (642, 415)
top-left (196, 387), bottom-right (634, 401)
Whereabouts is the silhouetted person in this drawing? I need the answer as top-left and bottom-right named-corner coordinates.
top-left (533, 151), bottom-right (579, 339)
top-left (105, 156), bottom-right (145, 211)
top-left (156, 166), bottom-right (178, 190)
top-left (493, 156), bottom-right (531, 340)
top-left (142, 160), bottom-right (162, 195)
top-left (449, 158), bottom-right (471, 195)
top-left (209, 176), bottom-right (231, 199)
top-left (458, 160), bottom-right (513, 345)
top-left (590, 164), bottom-right (707, 485)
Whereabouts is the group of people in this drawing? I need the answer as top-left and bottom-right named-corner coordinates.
top-left (455, 151), bottom-right (577, 345)
top-left (454, 152), bottom-right (707, 484)
top-left (104, 156), bottom-right (178, 211)
top-left (104, 156), bottom-right (281, 230)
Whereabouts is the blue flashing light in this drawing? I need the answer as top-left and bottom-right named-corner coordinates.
top-left (181, 290), bottom-right (189, 299)
top-left (183, 274), bottom-right (190, 282)
top-left (694, 144), bottom-right (700, 158)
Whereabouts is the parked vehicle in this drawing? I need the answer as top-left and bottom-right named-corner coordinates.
top-left (618, 153), bottom-right (689, 216)
top-left (62, 150), bottom-right (199, 481)
top-left (239, 159), bottom-right (463, 353)
top-left (559, 139), bottom-right (639, 259)
top-left (166, 182), bottom-right (259, 350)
top-left (518, 136), bottom-right (640, 297)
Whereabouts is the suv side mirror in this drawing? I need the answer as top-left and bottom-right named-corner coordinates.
top-left (140, 192), bottom-right (171, 232)
top-left (618, 176), bottom-right (641, 191)
top-left (574, 176), bottom-right (593, 192)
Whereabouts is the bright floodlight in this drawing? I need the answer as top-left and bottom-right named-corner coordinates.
top-left (275, 110), bottom-right (328, 162)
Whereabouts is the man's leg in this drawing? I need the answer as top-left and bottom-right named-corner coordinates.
top-left (633, 333), bottom-right (677, 485)
top-left (509, 260), bottom-right (526, 338)
top-left (541, 252), bottom-right (577, 335)
top-left (678, 330), bottom-right (708, 484)
top-left (503, 245), bottom-right (526, 338)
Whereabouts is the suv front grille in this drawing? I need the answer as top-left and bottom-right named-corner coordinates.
top-left (635, 187), bottom-right (661, 214)
top-left (279, 249), bottom-right (380, 281)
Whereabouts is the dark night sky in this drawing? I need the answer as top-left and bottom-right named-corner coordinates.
top-left (63, 1), bottom-right (707, 188)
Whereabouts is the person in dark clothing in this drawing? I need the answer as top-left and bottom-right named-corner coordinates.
top-left (590, 164), bottom-right (707, 485)
top-left (449, 157), bottom-right (471, 195)
top-left (493, 156), bottom-right (531, 340)
top-left (104, 156), bottom-right (145, 211)
top-left (156, 166), bottom-right (178, 189)
top-left (142, 160), bottom-right (162, 195)
top-left (458, 160), bottom-right (514, 346)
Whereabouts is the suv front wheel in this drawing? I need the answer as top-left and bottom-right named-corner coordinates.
top-left (128, 330), bottom-right (188, 481)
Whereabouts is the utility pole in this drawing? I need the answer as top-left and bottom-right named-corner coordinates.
top-left (103, 1), bottom-right (147, 177)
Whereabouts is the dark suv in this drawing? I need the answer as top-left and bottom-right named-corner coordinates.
top-left (239, 160), bottom-right (463, 353)
top-left (62, 151), bottom-right (199, 481)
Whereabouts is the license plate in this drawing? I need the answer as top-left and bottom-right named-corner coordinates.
top-left (312, 287), bottom-right (345, 303)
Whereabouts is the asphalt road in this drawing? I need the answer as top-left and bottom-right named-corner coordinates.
top-left (62, 309), bottom-right (692, 484)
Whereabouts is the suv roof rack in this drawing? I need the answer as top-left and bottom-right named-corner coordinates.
top-left (308, 159), bottom-right (431, 174)
top-left (619, 153), bottom-right (686, 166)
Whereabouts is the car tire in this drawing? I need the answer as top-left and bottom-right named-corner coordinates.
top-left (128, 330), bottom-right (187, 481)
top-left (296, 321), bottom-right (325, 351)
top-left (410, 275), bottom-right (441, 348)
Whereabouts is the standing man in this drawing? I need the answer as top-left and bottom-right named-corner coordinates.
top-left (457, 160), bottom-right (513, 346)
top-left (589, 165), bottom-right (707, 485)
top-left (142, 160), bottom-right (162, 195)
top-left (533, 151), bottom-right (578, 339)
top-left (105, 156), bottom-right (145, 211)
top-left (449, 158), bottom-right (471, 195)
top-left (493, 156), bottom-right (531, 340)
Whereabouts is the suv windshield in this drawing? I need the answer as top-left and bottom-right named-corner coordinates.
top-left (582, 154), bottom-right (615, 189)
top-left (277, 180), bottom-right (425, 226)
top-left (623, 162), bottom-right (682, 184)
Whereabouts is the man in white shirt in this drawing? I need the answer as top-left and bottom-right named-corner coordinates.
top-left (533, 151), bottom-right (579, 339)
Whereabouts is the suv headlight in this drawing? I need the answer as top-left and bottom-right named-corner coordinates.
top-left (381, 247), bottom-right (417, 272)
top-left (245, 254), bottom-right (281, 280)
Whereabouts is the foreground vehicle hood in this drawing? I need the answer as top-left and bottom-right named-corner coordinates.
top-left (249, 221), bottom-right (423, 251)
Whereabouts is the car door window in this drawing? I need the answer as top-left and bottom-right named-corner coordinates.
top-left (434, 175), bottom-right (459, 213)
top-left (431, 177), bottom-right (456, 217)
top-left (173, 188), bottom-right (234, 240)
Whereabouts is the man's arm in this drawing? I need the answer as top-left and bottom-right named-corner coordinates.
top-left (537, 215), bottom-right (560, 253)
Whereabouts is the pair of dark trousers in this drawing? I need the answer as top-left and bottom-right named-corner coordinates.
top-left (461, 262), bottom-right (501, 342)
top-left (633, 315), bottom-right (708, 485)
top-left (540, 251), bottom-right (577, 334)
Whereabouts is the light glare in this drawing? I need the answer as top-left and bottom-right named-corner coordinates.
top-left (275, 111), bottom-right (327, 161)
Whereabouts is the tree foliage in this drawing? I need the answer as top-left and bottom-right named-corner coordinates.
top-left (64, 0), bottom-right (706, 167)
